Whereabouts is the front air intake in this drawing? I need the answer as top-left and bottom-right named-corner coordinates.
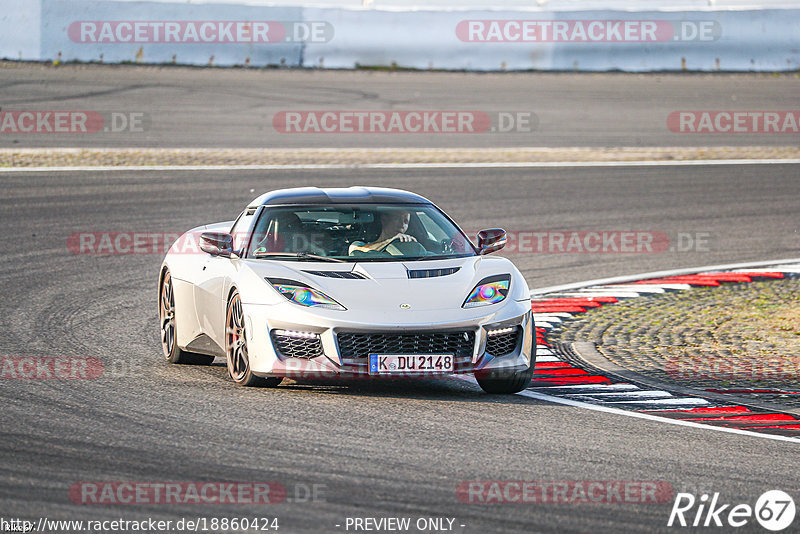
top-left (485, 326), bottom-right (521, 357)
top-left (303, 270), bottom-right (367, 279)
top-left (270, 330), bottom-right (324, 359)
top-left (407, 267), bottom-right (461, 279)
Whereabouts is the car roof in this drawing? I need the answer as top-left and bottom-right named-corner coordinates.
top-left (248, 187), bottom-right (433, 208)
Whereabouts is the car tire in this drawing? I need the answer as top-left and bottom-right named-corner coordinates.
top-left (475, 363), bottom-right (535, 394)
top-left (160, 269), bottom-right (215, 365)
top-left (225, 291), bottom-right (283, 388)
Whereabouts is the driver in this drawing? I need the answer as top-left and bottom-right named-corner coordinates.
top-left (349, 210), bottom-right (417, 254)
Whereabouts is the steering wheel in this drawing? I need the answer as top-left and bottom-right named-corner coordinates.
top-left (385, 239), bottom-right (428, 256)
top-left (376, 234), bottom-right (409, 252)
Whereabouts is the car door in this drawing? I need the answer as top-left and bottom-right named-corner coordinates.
top-left (193, 208), bottom-right (257, 349)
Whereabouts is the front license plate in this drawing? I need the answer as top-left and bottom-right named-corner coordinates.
top-left (368, 354), bottom-right (454, 375)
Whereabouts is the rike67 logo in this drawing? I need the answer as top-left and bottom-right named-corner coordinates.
top-left (668, 490), bottom-right (795, 531)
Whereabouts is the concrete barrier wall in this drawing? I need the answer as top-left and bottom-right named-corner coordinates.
top-left (2, 0), bottom-right (798, 71)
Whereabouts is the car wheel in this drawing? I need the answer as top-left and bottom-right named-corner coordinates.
top-left (475, 363), bottom-right (535, 394)
top-left (160, 270), bottom-right (215, 365)
top-left (225, 291), bottom-right (282, 388)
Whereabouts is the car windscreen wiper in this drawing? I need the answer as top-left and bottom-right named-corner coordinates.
top-left (253, 252), bottom-right (346, 263)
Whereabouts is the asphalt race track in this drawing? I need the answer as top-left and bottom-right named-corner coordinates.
top-left (1, 162), bottom-right (798, 533)
top-left (1, 66), bottom-right (799, 533)
top-left (1, 66), bottom-right (798, 148)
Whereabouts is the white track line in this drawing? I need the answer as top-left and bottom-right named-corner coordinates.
top-left (735, 267), bottom-right (800, 273)
top-left (535, 383), bottom-right (640, 392)
top-left (568, 390), bottom-right (672, 399)
top-left (553, 291), bottom-right (642, 298)
top-left (606, 283), bottom-right (691, 291)
top-left (608, 398), bottom-right (710, 406)
top-left (517, 390), bottom-right (800, 444)
top-left (532, 316), bottom-right (563, 323)
top-left (591, 286), bottom-right (665, 293)
top-left (617, 283), bottom-right (695, 290)
top-left (2, 159), bottom-right (800, 173)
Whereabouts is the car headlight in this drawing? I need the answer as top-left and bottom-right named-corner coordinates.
top-left (463, 275), bottom-right (510, 308)
top-left (266, 278), bottom-right (346, 310)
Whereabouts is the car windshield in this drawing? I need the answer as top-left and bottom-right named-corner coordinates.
top-left (245, 203), bottom-right (477, 262)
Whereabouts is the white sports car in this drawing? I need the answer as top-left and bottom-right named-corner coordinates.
top-left (158, 187), bottom-right (535, 393)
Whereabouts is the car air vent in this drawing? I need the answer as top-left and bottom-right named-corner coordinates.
top-left (407, 267), bottom-right (461, 279)
top-left (485, 326), bottom-right (522, 357)
top-left (303, 270), bottom-right (367, 279)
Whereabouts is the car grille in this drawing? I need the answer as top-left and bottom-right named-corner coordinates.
top-left (270, 331), bottom-right (324, 359)
top-left (337, 330), bottom-right (476, 370)
top-left (485, 327), bottom-right (522, 357)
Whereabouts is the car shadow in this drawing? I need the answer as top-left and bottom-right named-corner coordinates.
top-left (275, 376), bottom-right (544, 406)
top-left (186, 359), bottom-right (546, 405)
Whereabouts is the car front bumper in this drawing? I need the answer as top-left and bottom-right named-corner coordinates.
top-left (242, 299), bottom-right (534, 379)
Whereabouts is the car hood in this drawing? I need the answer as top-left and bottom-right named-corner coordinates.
top-left (241, 255), bottom-right (529, 314)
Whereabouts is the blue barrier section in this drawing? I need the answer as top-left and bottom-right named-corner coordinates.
top-left (0, 0), bottom-right (796, 71)
top-left (304, 7), bottom-right (800, 71)
top-left (40, 0), bottom-right (304, 67)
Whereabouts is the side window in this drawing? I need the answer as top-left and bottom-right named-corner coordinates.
top-left (229, 208), bottom-right (257, 253)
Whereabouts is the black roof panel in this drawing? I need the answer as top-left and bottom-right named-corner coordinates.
top-left (249, 187), bottom-right (432, 207)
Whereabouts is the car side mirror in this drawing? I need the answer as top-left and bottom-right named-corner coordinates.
top-left (200, 232), bottom-right (234, 257)
top-left (477, 228), bottom-right (506, 255)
